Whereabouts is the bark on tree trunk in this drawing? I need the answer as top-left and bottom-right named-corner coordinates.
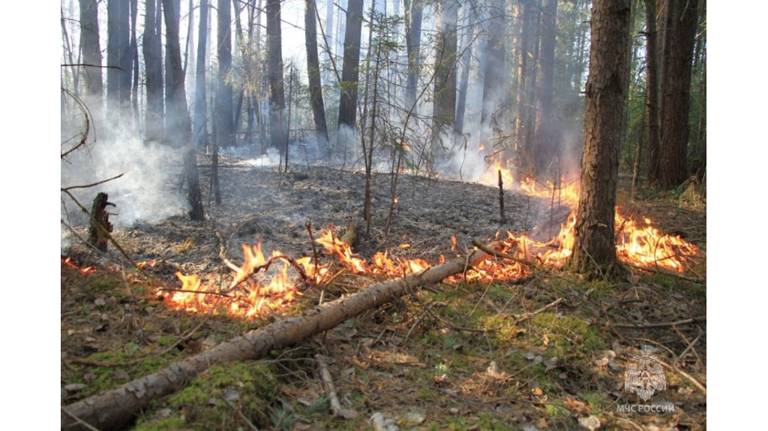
top-left (107, 0), bottom-right (131, 115)
top-left (430, 0), bottom-right (459, 170)
top-left (193, 0), bottom-right (209, 149)
top-left (305, 0), bottom-right (330, 145)
top-left (338, 0), bottom-right (364, 130)
top-left (569, 0), bottom-right (631, 276)
top-left (144, 0), bottom-right (164, 142)
top-left (657, 0), bottom-right (698, 188)
top-left (78, 0), bottom-right (102, 101)
top-left (267, 0), bottom-right (288, 153)
top-left (480, 0), bottom-right (505, 130)
top-left (405, 0), bottom-right (423, 106)
top-left (533, 0), bottom-right (558, 177)
top-left (454, 2), bottom-right (475, 135)
top-left (62, 248), bottom-right (495, 430)
top-left (643, 0), bottom-right (661, 185)
top-left (216, 0), bottom-right (235, 150)
top-left (163, 0), bottom-right (205, 220)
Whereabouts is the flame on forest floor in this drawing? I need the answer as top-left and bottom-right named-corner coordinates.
top-left (477, 164), bottom-right (700, 272)
top-left (61, 256), bottom-right (96, 275)
top-left (158, 163), bottom-right (701, 320)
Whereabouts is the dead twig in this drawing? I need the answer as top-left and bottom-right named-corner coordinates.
top-left (625, 262), bottom-right (704, 283)
top-left (611, 316), bottom-right (705, 329)
top-left (61, 407), bottom-right (101, 431)
top-left (315, 354), bottom-right (358, 419)
top-left (61, 173), bottom-right (125, 192)
top-left (512, 297), bottom-right (564, 325)
top-left (306, 221), bottom-right (320, 284)
top-left (656, 357), bottom-right (707, 395)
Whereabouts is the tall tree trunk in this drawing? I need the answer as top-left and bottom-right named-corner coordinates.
top-left (480, 0), bottom-right (505, 128)
top-left (107, 0), bottom-right (131, 115)
top-left (338, 0), bottom-right (364, 130)
top-left (429, 0), bottom-right (459, 170)
top-left (78, 0), bottom-right (102, 103)
top-left (657, 0), bottom-right (698, 188)
top-left (644, 0), bottom-right (662, 184)
top-left (404, 0), bottom-right (423, 106)
top-left (267, 0), bottom-right (287, 154)
top-left (130, 0), bottom-right (140, 124)
top-left (216, 0), bottom-right (235, 149)
top-left (305, 0), bottom-right (330, 146)
top-left (514, 0), bottom-right (536, 168)
top-left (454, 2), bottom-right (475, 135)
top-left (569, 0), bottom-right (632, 276)
top-left (193, 0), bottom-right (209, 149)
top-left (144, 0), bottom-right (165, 141)
top-left (163, 0), bottom-right (205, 220)
top-left (533, 0), bottom-right (558, 177)
top-left (325, 0), bottom-right (335, 55)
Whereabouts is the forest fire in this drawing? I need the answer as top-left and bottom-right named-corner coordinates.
top-left (157, 166), bottom-right (700, 320)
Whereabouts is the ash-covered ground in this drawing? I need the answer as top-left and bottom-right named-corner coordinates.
top-left (75, 161), bottom-right (562, 274)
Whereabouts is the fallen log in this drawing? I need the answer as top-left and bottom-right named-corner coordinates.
top-left (61, 247), bottom-right (492, 430)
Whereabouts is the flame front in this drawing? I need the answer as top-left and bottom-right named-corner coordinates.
top-left (158, 163), bottom-right (701, 320)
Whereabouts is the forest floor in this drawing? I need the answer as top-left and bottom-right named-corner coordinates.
top-left (61, 161), bottom-right (706, 430)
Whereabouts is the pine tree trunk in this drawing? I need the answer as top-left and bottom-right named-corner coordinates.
top-left (405, 0), bottom-right (423, 106)
top-left (429, 0), bottom-right (459, 170)
top-left (163, 0), bottom-right (205, 220)
top-left (338, 0), bottom-right (364, 130)
top-left (107, 0), bottom-right (131, 114)
top-left (569, 0), bottom-right (632, 276)
top-left (144, 0), bottom-right (164, 142)
top-left (657, 0), bottom-right (698, 188)
top-left (193, 0), bottom-right (209, 149)
top-left (78, 0), bottom-right (102, 101)
top-left (305, 0), bottom-right (330, 145)
top-left (533, 0), bottom-right (558, 177)
top-left (454, 2), bottom-right (475, 135)
top-left (267, 0), bottom-right (287, 153)
top-left (216, 0), bottom-right (235, 149)
top-left (480, 0), bottom-right (505, 128)
top-left (644, 0), bottom-right (662, 184)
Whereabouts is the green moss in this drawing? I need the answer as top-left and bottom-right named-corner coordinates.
top-left (167, 361), bottom-right (277, 429)
top-left (486, 284), bottom-right (517, 303)
top-left (529, 312), bottom-right (605, 357)
top-left (427, 412), bottom-right (516, 431)
top-left (544, 401), bottom-right (569, 418)
top-left (133, 415), bottom-right (186, 431)
top-left (67, 344), bottom-right (181, 398)
top-left (582, 391), bottom-right (610, 414)
top-left (81, 273), bottom-right (122, 292)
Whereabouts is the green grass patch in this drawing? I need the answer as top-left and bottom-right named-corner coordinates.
top-left (529, 313), bottom-right (605, 358)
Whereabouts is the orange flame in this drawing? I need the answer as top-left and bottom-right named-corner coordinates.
top-left (157, 163), bottom-right (701, 320)
top-left (61, 256), bottom-right (96, 275)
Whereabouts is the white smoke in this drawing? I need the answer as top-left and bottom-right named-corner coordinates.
top-left (61, 109), bottom-right (188, 227)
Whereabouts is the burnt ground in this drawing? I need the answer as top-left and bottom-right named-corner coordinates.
top-left (61, 162), bottom-right (706, 430)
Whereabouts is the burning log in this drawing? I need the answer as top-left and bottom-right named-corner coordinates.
top-left (61, 246), bottom-right (495, 430)
top-left (86, 192), bottom-right (114, 252)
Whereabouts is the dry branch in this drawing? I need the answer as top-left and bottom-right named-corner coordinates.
top-left (315, 354), bottom-right (358, 419)
top-left (61, 247), bottom-right (494, 430)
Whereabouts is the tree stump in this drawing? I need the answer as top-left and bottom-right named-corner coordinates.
top-left (87, 192), bottom-right (114, 252)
